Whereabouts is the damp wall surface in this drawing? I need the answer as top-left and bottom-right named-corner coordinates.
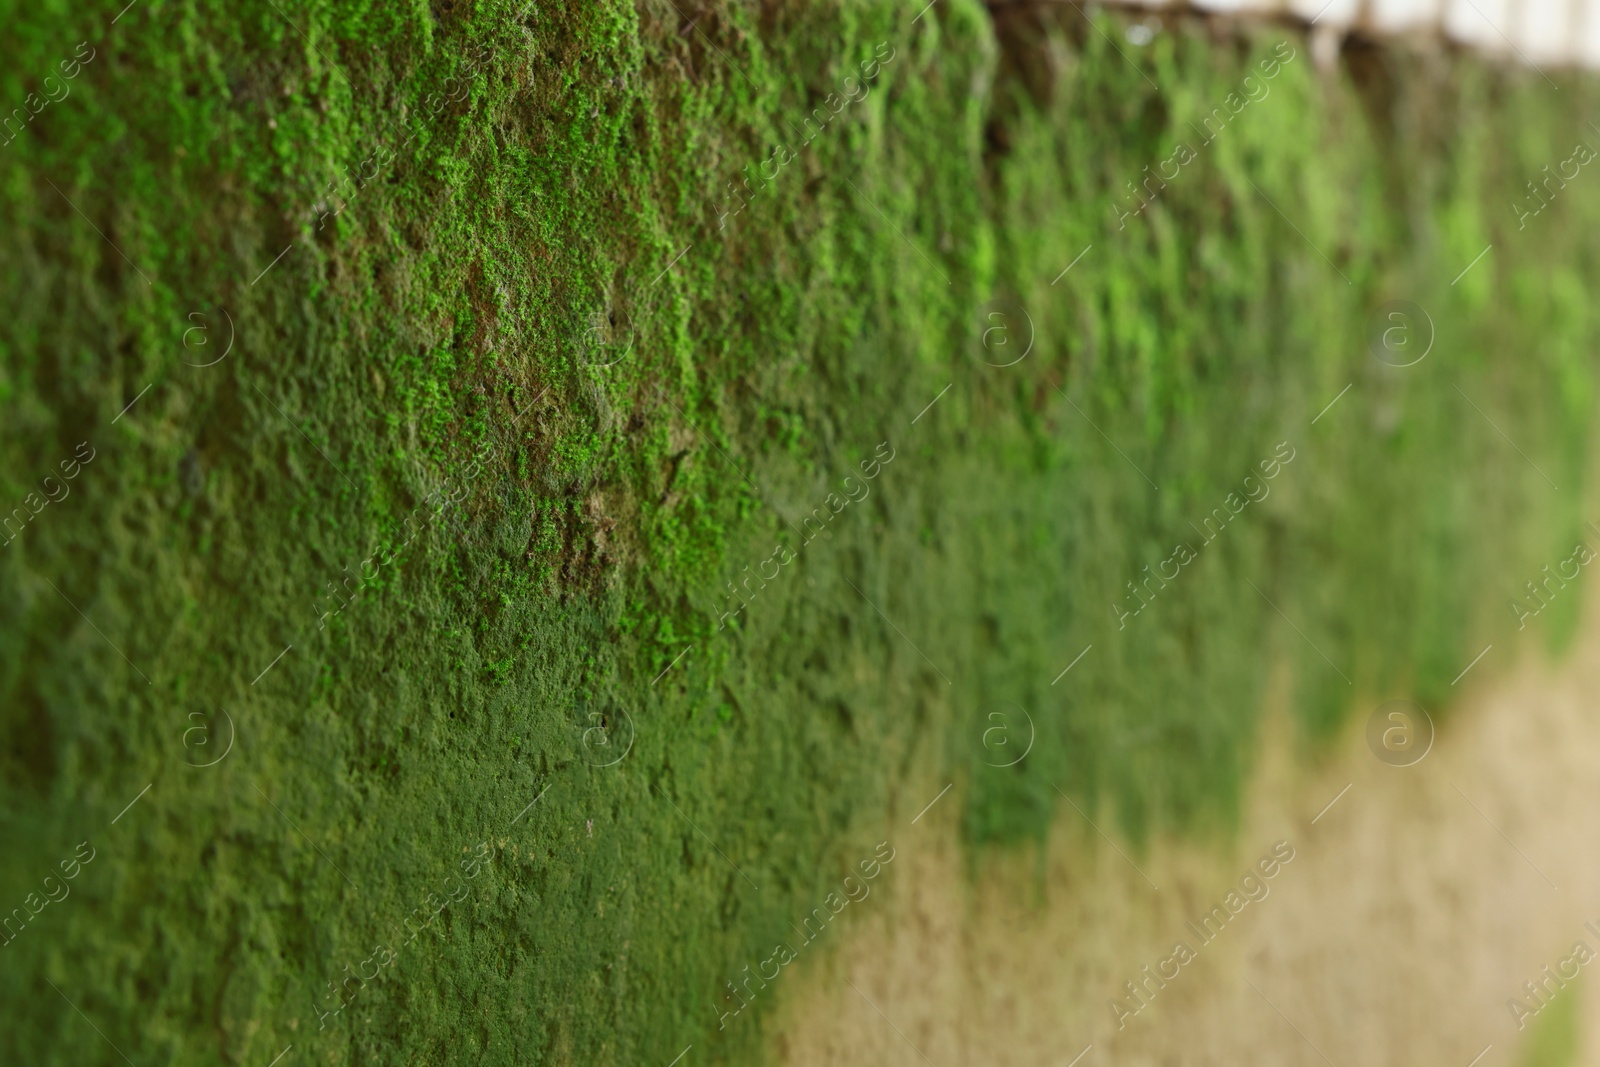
top-left (0, 1), bottom-right (1597, 1063)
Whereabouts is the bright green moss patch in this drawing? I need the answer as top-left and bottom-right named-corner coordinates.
top-left (1, 0), bottom-right (1598, 1063)
top-left (1517, 975), bottom-right (1581, 1067)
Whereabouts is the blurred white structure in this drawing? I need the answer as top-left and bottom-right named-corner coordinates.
top-left (1098, 0), bottom-right (1600, 69)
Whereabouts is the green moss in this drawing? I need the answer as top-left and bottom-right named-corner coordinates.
top-left (1, 1), bottom-right (1597, 1063)
top-left (1518, 978), bottom-right (1581, 1067)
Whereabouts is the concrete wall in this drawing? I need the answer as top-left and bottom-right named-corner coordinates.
top-left (1095, 0), bottom-right (1600, 68)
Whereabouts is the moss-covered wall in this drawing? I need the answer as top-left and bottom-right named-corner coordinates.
top-left (1, 0), bottom-right (1596, 1063)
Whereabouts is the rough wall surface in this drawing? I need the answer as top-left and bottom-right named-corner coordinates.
top-left (0, 1), bottom-right (1596, 1064)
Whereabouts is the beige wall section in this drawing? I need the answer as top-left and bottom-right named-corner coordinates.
top-left (763, 613), bottom-right (1600, 1066)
